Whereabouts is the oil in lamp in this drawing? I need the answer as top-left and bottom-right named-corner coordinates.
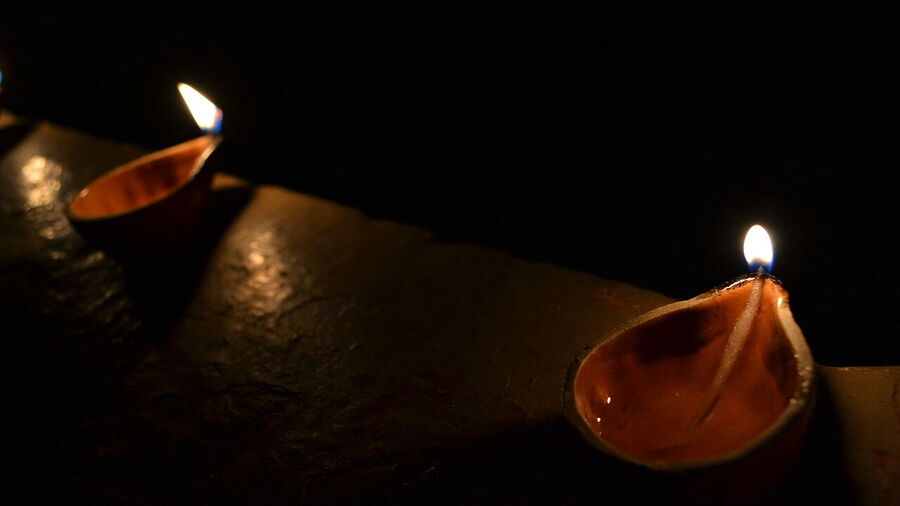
top-left (564, 225), bottom-right (815, 496)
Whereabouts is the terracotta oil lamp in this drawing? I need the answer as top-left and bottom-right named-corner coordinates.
top-left (564, 225), bottom-right (815, 497)
top-left (67, 83), bottom-right (223, 255)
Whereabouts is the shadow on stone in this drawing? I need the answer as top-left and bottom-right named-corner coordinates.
top-left (758, 381), bottom-right (856, 505)
top-left (351, 417), bottom-right (671, 506)
top-left (358, 406), bottom-right (857, 506)
top-left (117, 184), bottom-right (253, 333)
top-left (0, 122), bottom-right (36, 155)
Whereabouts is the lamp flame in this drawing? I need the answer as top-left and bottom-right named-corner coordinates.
top-left (177, 83), bottom-right (222, 135)
top-left (743, 224), bottom-right (773, 271)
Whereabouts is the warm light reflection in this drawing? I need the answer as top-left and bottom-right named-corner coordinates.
top-left (177, 82), bottom-right (222, 134)
top-left (237, 230), bottom-right (293, 319)
top-left (21, 156), bottom-right (61, 209)
top-left (743, 224), bottom-right (773, 270)
top-left (19, 155), bottom-right (71, 240)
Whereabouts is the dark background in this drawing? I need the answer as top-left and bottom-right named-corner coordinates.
top-left (2, 4), bottom-right (899, 366)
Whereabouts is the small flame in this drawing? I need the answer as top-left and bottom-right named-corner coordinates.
top-left (743, 224), bottom-right (774, 271)
top-left (177, 83), bottom-right (222, 134)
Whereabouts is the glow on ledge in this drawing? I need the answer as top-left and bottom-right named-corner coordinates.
top-left (177, 82), bottom-right (222, 135)
top-left (743, 224), bottom-right (774, 271)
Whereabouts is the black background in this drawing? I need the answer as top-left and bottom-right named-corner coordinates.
top-left (2, 4), bottom-right (899, 366)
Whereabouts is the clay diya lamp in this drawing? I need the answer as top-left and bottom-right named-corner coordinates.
top-left (66, 83), bottom-right (223, 255)
top-left (67, 135), bottom-right (221, 254)
top-left (564, 226), bottom-right (815, 501)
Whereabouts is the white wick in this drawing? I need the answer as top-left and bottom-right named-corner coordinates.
top-left (691, 225), bottom-right (774, 429)
top-left (692, 275), bottom-right (764, 428)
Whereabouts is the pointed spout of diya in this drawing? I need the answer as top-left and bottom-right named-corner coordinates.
top-left (689, 225), bottom-right (776, 429)
top-left (564, 225), bottom-right (815, 493)
top-left (67, 83), bottom-right (223, 254)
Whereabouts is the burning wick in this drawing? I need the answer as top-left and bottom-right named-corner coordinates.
top-left (66, 81), bottom-right (224, 246)
top-left (177, 82), bottom-right (223, 135)
top-left (691, 225), bottom-right (774, 428)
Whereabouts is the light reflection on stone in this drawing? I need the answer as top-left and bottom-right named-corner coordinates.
top-left (21, 155), bottom-right (62, 209)
top-left (248, 251), bottom-right (265, 266)
top-left (236, 230), bottom-right (294, 320)
top-left (39, 219), bottom-right (70, 240)
top-left (18, 155), bottom-right (73, 244)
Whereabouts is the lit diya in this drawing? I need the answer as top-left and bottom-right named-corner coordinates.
top-left (565, 225), bottom-right (815, 478)
top-left (67, 83), bottom-right (223, 254)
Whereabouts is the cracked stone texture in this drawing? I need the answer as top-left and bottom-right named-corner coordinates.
top-left (1, 115), bottom-right (898, 505)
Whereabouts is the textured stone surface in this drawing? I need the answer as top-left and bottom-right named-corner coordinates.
top-left (815, 366), bottom-right (900, 506)
top-left (1, 116), bottom-right (898, 505)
